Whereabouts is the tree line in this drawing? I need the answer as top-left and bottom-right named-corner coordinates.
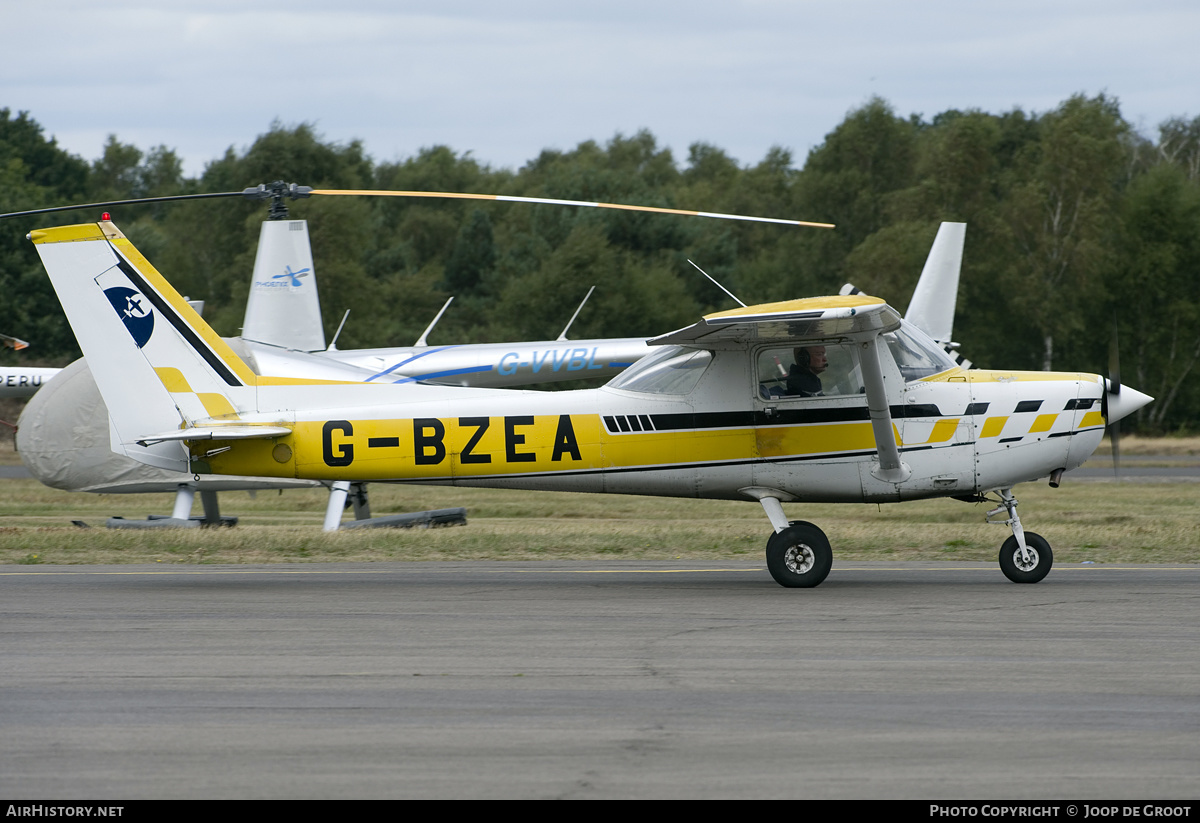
top-left (2, 94), bottom-right (1198, 431)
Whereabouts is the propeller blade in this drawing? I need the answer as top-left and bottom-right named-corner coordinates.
top-left (1108, 327), bottom-right (1121, 396)
top-left (310, 189), bottom-right (834, 229)
top-left (1111, 419), bottom-right (1121, 481)
top-left (1107, 325), bottom-right (1123, 479)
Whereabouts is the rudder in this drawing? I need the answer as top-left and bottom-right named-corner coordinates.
top-left (31, 220), bottom-right (258, 471)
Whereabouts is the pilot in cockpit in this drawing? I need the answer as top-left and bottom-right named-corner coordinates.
top-left (786, 345), bottom-right (827, 397)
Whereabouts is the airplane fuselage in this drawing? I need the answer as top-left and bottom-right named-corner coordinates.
top-left (193, 358), bottom-right (1107, 505)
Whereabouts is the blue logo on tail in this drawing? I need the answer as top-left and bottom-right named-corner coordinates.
top-left (272, 265), bottom-right (310, 287)
top-left (104, 287), bottom-right (154, 348)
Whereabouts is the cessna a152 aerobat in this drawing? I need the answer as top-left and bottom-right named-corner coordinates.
top-left (28, 217), bottom-right (1151, 588)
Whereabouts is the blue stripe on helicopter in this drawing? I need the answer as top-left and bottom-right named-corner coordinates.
top-left (365, 346), bottom-right (464, 382)
top-left (388, 365), bottom-right (495, 384)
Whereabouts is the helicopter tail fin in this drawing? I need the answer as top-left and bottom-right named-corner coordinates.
top-left (31, 221), bottom-right (260, 471)
top-left (241, 219), bottom-right (327, 351)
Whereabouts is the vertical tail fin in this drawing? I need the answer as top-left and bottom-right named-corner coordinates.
top-left (241, 219), bottom-right (326, 351)
top-left (31, 221), bottom-right (259, 471)
top-left (905, 222), bottom-right (965, 344)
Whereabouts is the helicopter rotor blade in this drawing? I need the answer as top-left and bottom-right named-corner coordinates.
top-left (309, 189), bottom-right (834, 229)
top-left (2, 182), bottom-right (834, 229)
top-left (0, 191), bottom-right (248, 220)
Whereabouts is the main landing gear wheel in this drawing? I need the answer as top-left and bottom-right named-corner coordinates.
top-left (766, 521), bottom-right (832, 588)
top-left (998, 532), bottom-right (1053, 584)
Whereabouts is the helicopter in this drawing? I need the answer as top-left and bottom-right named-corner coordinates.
top-left (26, 212), bottom-right (1152, 587)
top-left (7, 184), bottom-right (811, 527)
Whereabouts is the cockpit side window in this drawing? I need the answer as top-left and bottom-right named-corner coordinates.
top-left (756, 343), bottom-right (865, 400)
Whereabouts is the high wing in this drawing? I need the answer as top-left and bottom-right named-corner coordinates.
top-left (651, 295), bottom-right (910, 482)
top-left (651, 295), bottom-right (901, 346)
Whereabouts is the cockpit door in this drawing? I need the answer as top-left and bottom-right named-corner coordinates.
top-left (750, 341), bottom-right (875, 502)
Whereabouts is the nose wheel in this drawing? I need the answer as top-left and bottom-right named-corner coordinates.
top-left (988, 489), bottom-right (1054, 583)
top-left (999, 532), bottom-right (1053, 583)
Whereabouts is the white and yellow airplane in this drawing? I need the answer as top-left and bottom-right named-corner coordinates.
top-left (29, 218), bottom-right (1151, 587)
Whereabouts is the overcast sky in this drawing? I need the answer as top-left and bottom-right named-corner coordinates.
top-left (3, 0), bottom-right (1197, 178)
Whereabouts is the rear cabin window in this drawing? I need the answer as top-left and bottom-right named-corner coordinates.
top-left (608, 346), bottom-right (712, 395)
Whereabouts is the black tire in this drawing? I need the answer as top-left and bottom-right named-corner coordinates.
top-left (998, 532), bottom-right (1053, 584)
top-left (766, 522), bottom-right (832, 588)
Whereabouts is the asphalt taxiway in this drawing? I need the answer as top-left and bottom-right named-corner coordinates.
top-left (2, 561), bottom-right (1197, 799)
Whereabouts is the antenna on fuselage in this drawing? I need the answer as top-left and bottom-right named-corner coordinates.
top-left (688, 259), bottom-right (746, 308)
top-left (327, 310), bottom-right (351, 351)
top-left (415, 297), bottom-right (455, 348)
top-left (557, 286), bottom-right (596, 342)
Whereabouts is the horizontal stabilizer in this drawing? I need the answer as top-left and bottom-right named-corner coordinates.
top-left (134, 425), bottom-right (293, 447)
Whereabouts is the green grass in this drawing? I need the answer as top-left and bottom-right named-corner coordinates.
top-left (3, 426), bottom-right (1197, 566)
top-left (0, 477), bottom-right (1197, 566)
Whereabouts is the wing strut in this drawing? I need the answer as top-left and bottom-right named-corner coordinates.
top-left (859, 336), bottom-right (911, 483)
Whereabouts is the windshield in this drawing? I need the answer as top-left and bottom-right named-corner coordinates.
top-left (883, 325), bottom-right (957, 382)
top-left (607, 346), bottom-right (712, 395)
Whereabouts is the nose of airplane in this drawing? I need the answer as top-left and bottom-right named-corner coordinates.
top-left (1105, 383), bottom-right (1153, 425)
